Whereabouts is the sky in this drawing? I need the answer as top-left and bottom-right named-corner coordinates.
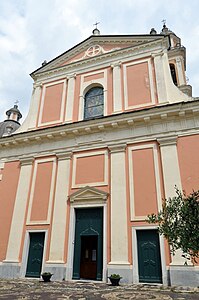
top-left (0, 0), bottom-right (199, 122)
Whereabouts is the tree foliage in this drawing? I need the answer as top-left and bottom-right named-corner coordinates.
top-left (147, 188), bottom-right (199, 262)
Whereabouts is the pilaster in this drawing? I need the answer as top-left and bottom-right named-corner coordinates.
top-left (111, 62), bottom-right (122, 113)
top-left (65, 74), bottom-right (76, 122)
top-left (176, 57), bottom-right (186, 86)
top-left (108, 144), bottom-right (129, 265)
top-left (158, 136), bottom-right (185, 265)
top-left (28, 83), bottom-right (43, 130)
top-left (47, 151), bottom-right (72, 263)
top-left (158, 136), bottom-right (182, 197)
top-left (152, 52), bottom-right (168, 104)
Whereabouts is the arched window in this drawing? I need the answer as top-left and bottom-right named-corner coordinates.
top-left (84, 87), bottom-right (104, 119)
top-left (169, 64), bottom-right (178, 86)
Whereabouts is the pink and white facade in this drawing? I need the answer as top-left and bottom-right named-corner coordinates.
top-left (0, 26), bottom-right (198, 286)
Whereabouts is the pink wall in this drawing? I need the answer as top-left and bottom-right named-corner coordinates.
top-left (0, 161), bottom-right (20, 261)
top-left (178, 135), bottom-right (199, 194)
top-left (30, 161), bottom-right (53, 222)
top-left (84, 72), bottom-right (104, 82)
top-left (75, 154), bottom-right (105, 185)
top-left (131, 148), bottom-right (158, 217)
top-left (41, 83), bottom-right (64, 124)
top-left (126, 62), bottom-right (152, 107)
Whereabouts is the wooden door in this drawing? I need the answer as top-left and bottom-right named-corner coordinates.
top-left (80, 236), bottom-right (98, 279)
top-left (73, 208), bottom-right (103, 280)
top-left (25, 232), bottom-right (45, 278)
top-left (137, 230), bottom-right (162, 283)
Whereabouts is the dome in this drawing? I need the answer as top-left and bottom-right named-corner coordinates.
top-left (0, 120), bottom-right (21, 137)
top-left (0, 104), bottom-right (22, 137)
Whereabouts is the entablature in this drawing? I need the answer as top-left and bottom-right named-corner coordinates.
top-left (0, 99), bottom-right (199, 160)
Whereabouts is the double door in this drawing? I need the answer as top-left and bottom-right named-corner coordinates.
top-left (73, 208), bottom-right (103, 280)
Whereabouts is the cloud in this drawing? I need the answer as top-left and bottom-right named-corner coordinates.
top-left (0, 0), bottom-right (199, 121)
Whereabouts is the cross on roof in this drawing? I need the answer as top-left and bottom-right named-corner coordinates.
top-left (14, 100), bottom-right (19, 106)
top-left (93, 21), bottom-right (100, 29)
top-left (162, 19), bottom-right (166, 26)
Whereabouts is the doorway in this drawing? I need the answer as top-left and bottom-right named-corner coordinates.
top-left (80, 235), bottom-right (98, 279)
top-left (137, 230), bottom-right (162, 283)
top-left (25, 232), bottom-right (45, 278)
top-left (72, 208), bottom-right (103, 280)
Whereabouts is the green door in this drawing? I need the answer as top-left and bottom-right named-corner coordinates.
top-left (25, 232), bottom-right (45, 278)
top-left (73, 208), bottom-right (103, 280)
top-left (137, 230), bottom-right (162, 283)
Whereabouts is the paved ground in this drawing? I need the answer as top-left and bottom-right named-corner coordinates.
top-left (0, 279), bottom-right (198, 300)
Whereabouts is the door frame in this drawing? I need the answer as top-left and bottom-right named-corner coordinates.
top-left (132, 226), bottom-right (167, 285)
top-left (20, 230), bottom-right (48, 278)
top-left (66, 203), bottom-right (107, 281)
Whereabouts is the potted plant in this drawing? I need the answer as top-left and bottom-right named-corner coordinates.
top-left (108, 273), bottom-right (122, 286)
top-left (41, 272), bottom-right (53, 282)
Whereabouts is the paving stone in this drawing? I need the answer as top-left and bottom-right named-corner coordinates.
top-left (0, 279), bottom-right (198, 299)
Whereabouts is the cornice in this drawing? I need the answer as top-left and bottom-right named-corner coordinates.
top-left (0, 100), bottom-right (199, 155)
top-left (33, 39), bottom-right (167, 82)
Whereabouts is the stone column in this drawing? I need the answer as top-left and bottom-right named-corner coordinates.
top-left (46, 152), bottom-right (71, 280)
top-left (2, 157), bottom-right (33, 277)
top-left (108, 144), bottom-right (131, 282)
top-left (111, 62), bottom-right (122, 113)
top-left (65, 74), bottom-right (76, 122)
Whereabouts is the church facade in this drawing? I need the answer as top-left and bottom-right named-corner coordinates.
top-left (0, 25), bottom-right (198, 286)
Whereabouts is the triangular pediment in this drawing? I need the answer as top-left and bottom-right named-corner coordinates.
top-left (69, 186), bottom-right (108, 203)
top-left (31, 34), bottom-right (164, 77)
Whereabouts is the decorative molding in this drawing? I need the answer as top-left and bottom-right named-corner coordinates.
top-left (20, 157), bottom-right (34, 166)
top-left (108, 143), bottom-right (126, 153)
top-left (69, 186), bottom-right (108, 203)
top-left (26, 157), bottom-right (57, 225)
top-left (151, 50), bottom-right (164, 58)
top-left (66, 198), bottom-right (107, 280)
top-left (32, 39), bottom-right (168, 82)
top-left (56, 151), bottom-right (72, 161)
top-left (33, 82), bottom-right (43, 90)
top-left (66, 73), bottom-right (76, 80)
top-left (78, 69), bottom-right (108, 121)
top-left (38, 79), bottom-right (67, 127)
top-left (0, 100), bottom-right (199, 157)
top-left (0, 161), bottom-right (5, 181)
top-left (123, 58), bottom-right (156, 111)
top-left (128, 143), bottom-right (162, 221)
top-left (158, 136), bottom-right (178, 146)
top-left (72, 150), bottom-right (108, 188)
top-left (110, 61), bottom-right (122, 68)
